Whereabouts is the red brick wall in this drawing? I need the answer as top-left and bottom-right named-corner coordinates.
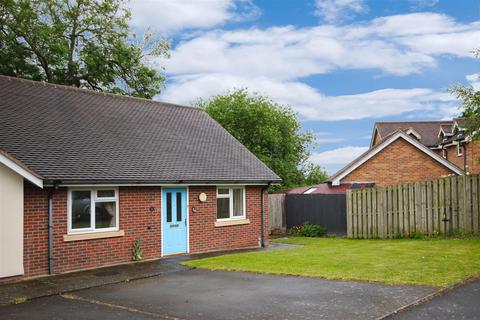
top-left (21, 185), bottom-right (162, 277)
top-left (467, 140), bottom-right (480, 174)
top-left (10, 183), bottom-right (267, 281)
top-left (341, 138), bottom-right (455, 187)
top-left (445, 145), bottom-right (465, 170)
top-left (188, 186), bottom-right (268, 253)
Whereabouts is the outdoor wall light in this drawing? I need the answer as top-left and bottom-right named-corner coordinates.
top-left (198, 192), bottom-right (207, 202)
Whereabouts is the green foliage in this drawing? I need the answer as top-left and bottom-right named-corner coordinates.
top-left (291, 221), bottom-right (327, 237)
top-left (198, 89), bottom-right (328, 190)
top-left (450, 85), bottom-right (480, 140)
top-left (449, 49), bottom-right (480, 141)
top-left (0, 0), bottom-right (169, 98)
top-left (132, 237), bottom-right (142, 261)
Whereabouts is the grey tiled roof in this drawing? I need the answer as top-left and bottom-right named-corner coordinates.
top-left (0, 76), bottom-right (280, 184)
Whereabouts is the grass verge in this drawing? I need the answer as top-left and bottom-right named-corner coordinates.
top-left (184, 237), bottom-right (480, 287)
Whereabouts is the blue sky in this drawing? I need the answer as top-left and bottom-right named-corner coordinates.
top-left (129, 0), bottom-right (480, 174)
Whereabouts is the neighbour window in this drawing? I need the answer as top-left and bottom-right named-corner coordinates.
top-left (457, 144), bottom-right (463, 156)
top-left (442, 149), bottom-right (447, 159)
top-left (69, 188), bottom-right (119, 233)
top-left (216, 187), bottom-right (245, 220)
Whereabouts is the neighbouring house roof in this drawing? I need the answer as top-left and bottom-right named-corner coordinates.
top-left (280, 183), bottom-right (374, 194)
top-left (0, 76), bottom-right (281, 185)
top-left (329, 130), bottom-right (464, 186)
top-left (372, 121), bottom-right (454, 147)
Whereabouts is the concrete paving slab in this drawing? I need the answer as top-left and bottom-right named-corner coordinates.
top-left (72, 269), bottom-right (435, 320)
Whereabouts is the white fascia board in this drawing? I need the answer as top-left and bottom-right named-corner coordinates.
top-left (0, 153), bottom-right (43, 188)
top-left (370, 126), bottom-right (380, 147)
top-left (331, 132), bottom-right (463, 186)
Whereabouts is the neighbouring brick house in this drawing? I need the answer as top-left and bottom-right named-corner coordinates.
top-left (0, 76), bottom-right (280, 282)
top-left (328, 119), bottom-right (479, 187)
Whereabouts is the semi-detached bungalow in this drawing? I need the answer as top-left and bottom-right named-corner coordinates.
top-left (0, 76), bottom-right (281, 282)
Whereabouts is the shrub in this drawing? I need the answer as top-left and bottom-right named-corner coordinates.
top-left (132, 237), bottom-right (143, 261)
top-left (291, 222), bottom-right (326, 237)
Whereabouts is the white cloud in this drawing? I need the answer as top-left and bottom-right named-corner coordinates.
top-left (161, 74), bottom-right (458, 121)
top-left (315, 132), bottom-right (346, 144)
top-left (466, 73), bottom-right (480, 90)
top-left (157, 12), bottom-right (477, 121)
top-left (408, 0), bottom-right (439, 9)
top-left (314, 0), bottom-right (367, 23)
top-left (129, 0), bottom-right (259, 33)
top-left (310, 146), bottom-right (369, 174)
top-left (161, 13), bottom-right (480, 81)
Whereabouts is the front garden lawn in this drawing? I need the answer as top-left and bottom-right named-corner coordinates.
top-left (184, 237), bottom-right (480, 287)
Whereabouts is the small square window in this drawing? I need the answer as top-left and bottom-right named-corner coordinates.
top-left (216, 187), bottom-right (245, 220)
top-left (69, 188), bottom-right (119, 234)
top-left (457, 144), bottom-right (463, 156)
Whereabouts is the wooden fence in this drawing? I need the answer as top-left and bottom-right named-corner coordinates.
top-left (268, 193), bottom-right (286, 234)
top-left (346, 175), bottom-right (480, 238)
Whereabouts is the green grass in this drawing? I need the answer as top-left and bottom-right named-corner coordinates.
top-left (184, 237), bottom-right (480, 287)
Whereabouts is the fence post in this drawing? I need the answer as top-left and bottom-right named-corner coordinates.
top-left (346, 190), bottom-right (353, 238)
top-left (473, 175), bottom-right (479, 234)
top-left (372, 188), bottom-right (378, 238)
top-left (465, 175), bottom-right (472, 234)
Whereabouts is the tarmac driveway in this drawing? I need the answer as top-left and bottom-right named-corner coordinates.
top-left (0, 268), bottom-right (435, 320)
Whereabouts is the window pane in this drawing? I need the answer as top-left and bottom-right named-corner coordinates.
top-left (95, 201), bottom-right (116, 228)
top-left (166, 192), bottom-right (172, 222)
top-left (233, 189), bottom-right (244, 217)
top-left (217, 198), bottom-right (230, 219)
top-left (176, 192), bottom-right (182, 222)
top-left (218, 188), bottom-right (229, 195)
top-left (72, 191), bottom-right (91, 229)
top-left (97, 190), bottom-right (115, 198)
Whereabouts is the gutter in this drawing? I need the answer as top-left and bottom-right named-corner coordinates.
top-left (260, 182), bottom-right (272, 248)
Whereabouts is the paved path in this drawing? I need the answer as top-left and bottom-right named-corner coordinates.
top-left (1, 269), bottom-right (434, 320)
top-left (390, 279), bottom-right (480, 320)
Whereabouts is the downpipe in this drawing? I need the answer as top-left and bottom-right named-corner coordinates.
top-left (48, 181), bottom-right (59, 274)
top-left (260, 183), bottom-right (271, 248)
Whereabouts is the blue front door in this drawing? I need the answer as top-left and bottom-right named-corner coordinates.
top-left (162, 188), bottom-right (188, 255)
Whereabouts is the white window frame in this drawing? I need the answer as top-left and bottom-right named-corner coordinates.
top-left (216, 186), bottom-right (246, 221)
top-left (442, 148), bottom-right (447, 159)
top-left (67, 187), bottom-right (119, 234)
top-left (457, 143), bottom-right (463, 156)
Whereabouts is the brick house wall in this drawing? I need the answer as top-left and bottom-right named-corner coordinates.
top-left (466, 140), bottom-right (480, 174)
top-left (189, 186), bottom-right (267, 253)
top-left (7, 183), bottom-right (266, 281)
top-left (341, 138), bottom-right (455, 187)
top-left (445, 145), bottom-right (465, 170)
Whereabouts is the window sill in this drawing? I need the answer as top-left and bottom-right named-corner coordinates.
top-left (215, 219), bottom-right (250, 227)
top-left (63, 230), bottom-right (125, 242)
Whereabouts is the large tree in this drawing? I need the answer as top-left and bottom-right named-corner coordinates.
top-left (198, 89), bottom-right (328, 190)
top-left (0, 0), bottom-right (169, 98)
